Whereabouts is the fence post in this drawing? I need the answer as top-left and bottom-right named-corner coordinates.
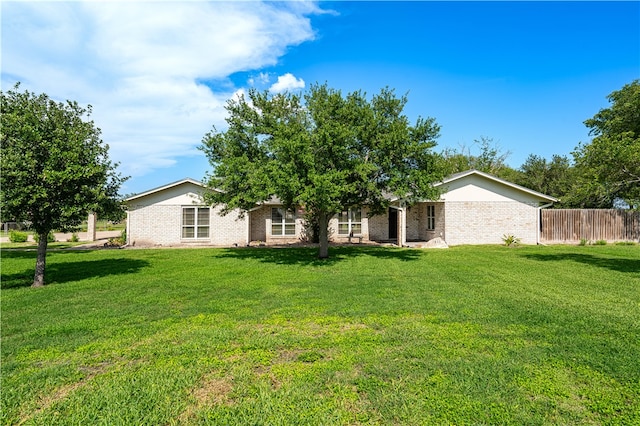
top-left (87, 212), bottom-right (97, 242)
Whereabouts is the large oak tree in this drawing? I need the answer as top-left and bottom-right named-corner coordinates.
top-left (0, 84), bottom-right (127, 286)
top-left (200, 84), bottom-right (443, 258)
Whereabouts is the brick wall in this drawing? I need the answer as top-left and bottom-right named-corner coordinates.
top-left (250, 207), bottom-right (268, 242)
top-left (368, 212), bottom-right (388, 241)
top-left (127, 204), bottom-right (247, 246)
top-left (128, 204), bottom-right (182, 246)
top-left (443, 201), bottom-right (538, 245)
top-left (406, 205), bottom-right (422, 241)
top-left (210, 205), bottom-right (248, 246)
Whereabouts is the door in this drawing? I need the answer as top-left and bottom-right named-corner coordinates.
top-left (388, 208), bottom-right (398, 239)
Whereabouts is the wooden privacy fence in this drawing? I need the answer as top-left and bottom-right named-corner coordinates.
top-left (541, 209), bottom-right (640, 243)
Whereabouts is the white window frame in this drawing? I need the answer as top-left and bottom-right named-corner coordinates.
top-left (427, 205), bottom-right (435, 231)
top-left (338, 208), bottom-right (362, 235)
top-left (182, 207), bottom-right (210, 239)
top-left (271, 208), bottom-right (296, 236)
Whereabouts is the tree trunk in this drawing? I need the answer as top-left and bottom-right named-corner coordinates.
top-left (32, 232), bottom-right (49, 287)
top-left (318, 211), bottom-right (329, 259)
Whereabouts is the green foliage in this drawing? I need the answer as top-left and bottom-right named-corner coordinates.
top-left (579, 238), bottom-right (588, 246)
top-left (106, 229), bottom-right (127, 247)
top-left (571, 80), bottom-right (640, 208)
top-left (8, 230), bottom-right (28, 243)
top-left (200, 84), bottom-right (443, 258)
top-left (0, 83), bottom-right (127, 285)
top-left (1, 245), bottom-right (639, 424)
top-left (515, 154), bottom-right (574, 206)
top-left (501, 234), bottom-right (521, 247)
top-left (594, 239), bottom-right (607, 246)
top-left (0, 83), bottom-right (127, 233)
top-left (68, 233), bottom-right (80, 243)
top-left (439, 136), bottom-right (515, 178)
top-left (33, 231), bottom-right (56, 243)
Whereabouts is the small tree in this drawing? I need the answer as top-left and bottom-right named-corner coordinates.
top-left (0, 84), bottom-right (127, 286)
top-left (200, 84), bottom-right (443, 258)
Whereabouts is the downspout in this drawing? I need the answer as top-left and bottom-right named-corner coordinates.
top-left (246, 210), bottom-right (251, 247)
top-left (126, 210), bottom-right (130, 245)
top-left (537, 202), bottom-right (554, 245)
top-left (399, 202), bottom-right (407, 247)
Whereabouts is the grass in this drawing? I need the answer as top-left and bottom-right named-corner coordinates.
top-left (1, 244), bottom-right (639, 425)
top-left (1, 241), bottom-right (87, 250)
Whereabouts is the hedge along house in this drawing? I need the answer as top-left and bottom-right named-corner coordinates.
top-left (125, 170), bottom-right (556, 247)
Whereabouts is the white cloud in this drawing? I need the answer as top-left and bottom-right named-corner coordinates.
top-left (269, 73), bottom-right (306, 93)
top-left (1, 1), bottom-right (318, 179)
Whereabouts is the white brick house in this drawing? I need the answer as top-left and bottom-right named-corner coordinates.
top-left (125, 170), bottom-right (556, 247)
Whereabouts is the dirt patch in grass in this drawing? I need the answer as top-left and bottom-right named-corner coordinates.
top-left (193, 376), bottom-right (234, 406)
top-left (177, 373), bottom-right (235, 423)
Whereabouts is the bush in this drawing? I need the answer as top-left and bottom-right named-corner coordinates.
top-left (33, 232), bottom-right (56, 243)
top-left (9, 231), bottom-right (28, 243)
top-left (105, 229), bottom-right (126, 247)
top-left (502, 234), bottom-right (521, 247)
top-left (68, 233), bottom-right (80, 243)
top-left (594, 240), bottom-right (607, 246)
top-left (579, 238), bottom-right (588, 246)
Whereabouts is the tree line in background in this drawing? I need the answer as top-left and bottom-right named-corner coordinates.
top-left (438, 80), bottom-right (639, 209)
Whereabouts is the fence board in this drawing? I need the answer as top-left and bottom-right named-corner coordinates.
top-left (541, 209), bottom-right (640, 243)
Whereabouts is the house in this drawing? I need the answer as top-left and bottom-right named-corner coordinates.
top-left (125, 170), bottom-right (557, 247)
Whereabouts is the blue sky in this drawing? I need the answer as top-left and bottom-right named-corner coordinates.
top-left (2, 1), bottom-right (638, 196)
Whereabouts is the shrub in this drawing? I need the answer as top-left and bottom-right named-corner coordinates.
top-left (9, 231), bottom-right (28, 243)
top-left (502, 234), bottom-right (521, 247)
top-left (33, 232), bottom-right (56, 243)
top-left (594, 240), bottom-right (607, 246)
top-left (579, 238), bottom-right (588, 246)
top-left (105, 229), bottom-right (126, 247)
top-left (68, 233), bottom-right (80, 243)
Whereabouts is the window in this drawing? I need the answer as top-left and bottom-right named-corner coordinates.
top-left (182, 207), bottom-right (210, 239)
top-left (426, 205), bottom-right (435, 230)
top-left (271, 208), bottom-right (296, 236)
top-left (338, 208), bottom-right (362, 235)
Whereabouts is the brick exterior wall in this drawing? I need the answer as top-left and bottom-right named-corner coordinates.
top-left (250, 207), bottom-right (268, 242)
top-left (127, 204), bottom-right (182, 246)
top-left (127, 204), bottom-right (247, 246)
top-left (210, 206), bottom-right (248, 246)
top-left (419, 202), bottom-right (445, 241)
top-left (368, 212), bottom-right (388, 241)
top-left (443, 201), bottom-right (538, 245)
top-left (248, 206), bottom-right (375, 244)
top-left (406, 205), bottom-right (422, 241)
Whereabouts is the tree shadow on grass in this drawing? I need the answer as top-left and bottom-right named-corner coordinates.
top-left (216, 245), bottom-right (424, 266)
top-left (522, 252), bottom-right (640, 275)
top-left (1, 258), bottom-right (150, 289)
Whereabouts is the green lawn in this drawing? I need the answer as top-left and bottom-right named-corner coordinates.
top-left (2, 245), bottom-right (639, 425)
